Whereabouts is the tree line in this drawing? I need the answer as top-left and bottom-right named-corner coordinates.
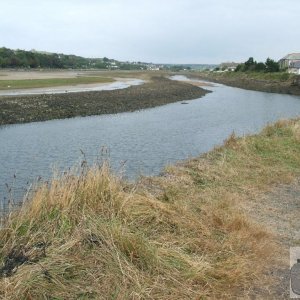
top-left (0, 47), bottom-right (145, 70)
top-left (235, 57), bottom-right (280, 72)
top-left (0, 47), bottom-right (96, 68)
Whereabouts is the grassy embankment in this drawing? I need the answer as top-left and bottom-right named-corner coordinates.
top-left (0, 77), bottom-right (208, 125)
top-left (189, 71), bottom-right (300, 95)
top-left (0, 77), bottom-right (115, 90)
top-left (204, 71), bottom-right (293, 81)
top-left (0, 119), bottom-right (300, 299)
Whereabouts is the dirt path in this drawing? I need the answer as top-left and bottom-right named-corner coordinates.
top-left (244, 179), bottom-right (300, 298)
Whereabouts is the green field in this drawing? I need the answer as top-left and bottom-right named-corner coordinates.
top-left (0, 76), bottom-right (115, 90)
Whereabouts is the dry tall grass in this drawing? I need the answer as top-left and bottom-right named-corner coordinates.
top-left (1, 119), bottom-right (300, 299)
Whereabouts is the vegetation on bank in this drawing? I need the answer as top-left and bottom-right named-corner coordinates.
top-left (202, 69), bottom-right (294, 81)
top-left (235, 57), bottom-right (280, 73)
top-left (0, 76), bottom-right (115, 90)
top-left (208, 56), bottom-right (298, 92)
top-left (191, 69), bottom-right (300, 95)
top-left (0, 77), bottom-right (209, 125)
top-left (216, 57), bottom-right (280, 73)
top-left (0, 119), bottom-right (299, 299)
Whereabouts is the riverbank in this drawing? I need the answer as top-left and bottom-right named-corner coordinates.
top-left (189, 71), bottom-right (300, 95)
top-left (1, 118), bottom-right (299, 298)
top-left (0, 77), bottom-right (209, 125)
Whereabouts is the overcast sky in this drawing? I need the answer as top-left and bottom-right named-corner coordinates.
top-left (0, 0), bottom-right (299, 64)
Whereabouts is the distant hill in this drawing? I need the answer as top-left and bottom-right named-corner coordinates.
top-left (0, 47), bottom-right (216, 71)
top-left (0, 47), bottom-right (149, 70)
top-left (165, 64), bottom-right (217, 71)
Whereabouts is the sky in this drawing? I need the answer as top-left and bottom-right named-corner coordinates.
top-left (0, 0), bottom-right (300, 64)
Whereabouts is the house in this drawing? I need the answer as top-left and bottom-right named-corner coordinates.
top-left (278, 53), bottom-right (300, 71)
top-left (289, 61), bottom-right (300, 75)
top-left (219, 62), bottom-right (239, 71)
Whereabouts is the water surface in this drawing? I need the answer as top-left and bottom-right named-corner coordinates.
top-left (0, 78), bottom-right (144, 96)
top-left (1, 80), bottom-right (300, 205)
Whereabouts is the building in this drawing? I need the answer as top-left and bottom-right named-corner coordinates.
top-left (219, 62), bottom-right (240, 71)
top-left (278, 53), bottom-right (300, 71)
top-left (289, 61), bottom-right (300, 75)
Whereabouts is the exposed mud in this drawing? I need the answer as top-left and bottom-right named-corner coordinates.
top-left (0, 242), bottom-right (47, 277)
top-left (0, 77), bottom-right (210, 125)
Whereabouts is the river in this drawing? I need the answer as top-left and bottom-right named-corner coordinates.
top-left (1, 77), bottom-right (300, 208)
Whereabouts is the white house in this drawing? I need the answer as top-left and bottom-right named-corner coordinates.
top-left (219, 62), bottom-right (239, 71)
top-left (289, 61), bottom-right (300, 75)
top-left (278, 53), bottom-right (300, 72)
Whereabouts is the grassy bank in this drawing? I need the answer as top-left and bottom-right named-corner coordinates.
top-left (0, 77), bottom-right (115, 90)
top-left (189, 71), bottom-right (300, 95)
top-left (1, 119), bottom-right (299, 299)
top-left (0, 77), bottom-right (209, 125)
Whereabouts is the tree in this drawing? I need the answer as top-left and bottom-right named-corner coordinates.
top-left (244, 57), bottom-right (255, 68)
top-left (265, 58), bottom-right (279, 72)
top-left (255, 62), bottom-right (266, 72)
top-left (235, 57), bottom-right (280, 73)
top-left (235, 64), bottom-right (244, 72)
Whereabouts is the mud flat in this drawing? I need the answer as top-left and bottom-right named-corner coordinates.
top-left (0, 77), bottom-right (210, 125)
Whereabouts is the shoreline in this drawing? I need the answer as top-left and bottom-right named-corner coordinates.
top-left (0, 76), bottom-right (210, 126)
top-left (187, 72), bottom-right (300, 96)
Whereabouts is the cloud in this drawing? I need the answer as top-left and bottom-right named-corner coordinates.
top-left (0, 0), bottom-right (299, 63)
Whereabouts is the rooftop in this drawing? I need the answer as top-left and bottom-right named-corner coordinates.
top-left (281, 53), bottom-right (300, 60)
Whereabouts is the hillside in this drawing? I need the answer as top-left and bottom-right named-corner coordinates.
top-left (0, 47), bottom-right (152, 70)
top-left (0, 47), bottom-right (217, 72)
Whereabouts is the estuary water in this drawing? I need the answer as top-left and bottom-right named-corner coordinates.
top-left (1, 78), bottom-right (300, 206)
top-left (0, 78), bottom-right (144, 96)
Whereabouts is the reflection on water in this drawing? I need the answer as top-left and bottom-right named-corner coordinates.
top-left (0, 79), bottom-right (300, 205)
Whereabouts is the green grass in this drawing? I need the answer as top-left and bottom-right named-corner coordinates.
top-left (201, 70), bottom-right (295, 82)
top-left (0, 76), bottom-right (115, 90)
top-left (227, 71), bottom-right (293, 81)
